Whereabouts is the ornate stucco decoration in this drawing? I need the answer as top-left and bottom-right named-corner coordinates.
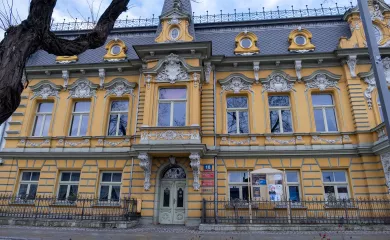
top-left (204, 62), bottom-right (212, 84)
top-left (21, 72), bottom-right (27, 86)
top-left (98, 69), bottom-right (105, 88)
top-left (371, 2), bottom-right (385, 21)
top-left (65, 139), bottom-right (90, 147)
top-left (67, 78), bottom-right (99, 99)
top-left (169, 156), bottom-right (176, 165)
top-left (288, 27), bottom-right (315, 53)
top-left (346, 55), bottom-right (357, 78)
top-left (221, 137), bottom-right (251, 145)
top-left (98, 138), bottom-right (131, 147)
top-left (261, 70), bottom-right (296, 93)
top-left (359, 62), bottom-right (390, 109)
top-left (303, 70), bottom-right (341, 92)
top-left (62, 70), bottom-right (69, 89)
top-left (141, 130), bottom-right (200, 141)
top-left (30, 80), bottom-right (62, 100)
top-left (219, 73), bottom-right (255, 94)
top-left (103, 78), bottom-right (137, 98)
top-left (193, 73), bottom-right (200, 88)
top-left (266, 136), bottom-right (301, 145)
top-left (234, 31), bottom-right (260, 55)
top-left (139, 153), bottom-right (152, 191)
top-left (380, 152), bottom-right (390, 192)
top-left (56, 55), bottom-right (78, 64)
top-left (144, 54), bottom-right (201, 85)
top-left (103, 38), bottom-right (127, 62)
top-left (189, 152), bottom-right (201, 191)
top-left (253, 62), bottom-right (260, 83)
top-left (312, 136), bottom-right (342, 144)
top-left (295, 60), bottom-right (302, 81)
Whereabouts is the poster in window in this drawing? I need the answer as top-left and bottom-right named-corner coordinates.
top-left (268, 184), bottom-right (283, 201)
top-left (252, 174), bottom-right (266, 186)
top-left (253, 187), bottom-right (261, 198)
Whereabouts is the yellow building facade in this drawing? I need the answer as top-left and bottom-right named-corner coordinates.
top-left (1, 0), bottom-right (390, 226)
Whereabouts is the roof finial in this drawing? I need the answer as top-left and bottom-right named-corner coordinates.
top-left (173, 0), bottom-right (181, 10)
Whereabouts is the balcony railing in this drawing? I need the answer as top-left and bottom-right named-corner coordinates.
top-left (0, 194), bottom-right (139, 222)
top-left (50, 5), bottom-right (351, 32)
top-left (202, 198), bottom-right (390, 225)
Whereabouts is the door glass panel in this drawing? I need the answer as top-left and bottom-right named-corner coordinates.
top-left (177, 188), bottom-right (184, 208)
top-left (163, 187), bottom-right (170, 207)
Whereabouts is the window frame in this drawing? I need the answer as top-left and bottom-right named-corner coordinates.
top-left (17, 171), bottom-right (40, 200)
top-left (32, 102), bottom-right (54, 137)
top-left (226, 96), bottom-right (249, 134)
top-left (107, 100), bottom-right (129, 136)
top-left (157, 88), bottom-right (187, 127)
top-left (99, 172), bottom-right (122, 202)
top-left (57, 171), bottom-right (80, 201)
top-left (228, 171), bottom-right (250, 201)
top-left (169, 27), bottom-right (180, 41)
top-left (322, 170), bottom-right (350, 200)
top-left (312, 94), bottom-right (338, 133)
top-left (268, 95), bottom-right (293, 133)
top-left (377, 96), bottom-right (384, 122)
top-left (69, 101), bottom-right (91, 137)
top-left (285, 171), bottom-right (301, 202)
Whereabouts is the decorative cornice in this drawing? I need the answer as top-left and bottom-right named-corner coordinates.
top-left (303, 69), bottom-right (341, 91)
top-left (261, 70), bottom-right (296, 92)
top-left (30, 80), bottom-right (62, 100)
top-left (103, 78), bottom-right (137, 98)
top-left (218, 73), bottom-right (255, 94)
top-left (67, 78), bottom-right (99, 99)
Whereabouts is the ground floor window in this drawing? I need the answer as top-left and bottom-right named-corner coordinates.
top-left (17, 171), bottom-right (40, 200)
top-left (322, 171), bottom-right (349, 201)
top-left (57, 172), bottom-right (80, 201)
top-left (286, 171), bottom-right (301, 202)
top-left (228, 171), bottom-right (249, 201)
top-left (99, 172), bottom-right (122, 202)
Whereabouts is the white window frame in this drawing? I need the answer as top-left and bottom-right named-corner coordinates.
top-left (269, 95), bottom-right (293, 133)
top-left (69, 101), bottom-right (91, 137)
top-left (32, 102), bottom-right (53, 137)
top-left (17, 171), bottom-right (40, 200)
top-left (377, 96), bottom-right (384, 122)
top-left (322, 171), bottom-right (350, 200)
top-left (286, 171), bottom-right (301, 202)
top-left (169, 27), bottom-right (180, 40)
top-left (226, 96), bottom-right (249, 134)
top-left (228, 171), bottom-right (250, 200)
top-left (107, 100), bottom-right (129, 136)
top-left (312, 94), bottom-right (338, 132)
top-left (99, 172), bottom-right (122, 202)
top-left (57, 171), bottom-right (80, 201)
top-left (157, 88), bottom-right (187, 127)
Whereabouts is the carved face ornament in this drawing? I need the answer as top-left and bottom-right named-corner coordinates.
top-left (114, 83), bottom-right (126, 96)
top-left (40, 86), bottom-right (52, 99)
top-left (231, 77), bottom-right (243, 93)
top-left (315, 74), bottom-right (328, 91)
top-left (76, 82), bottom-right (90, 97)
top-left (270, 75), bottom-right (287, 92)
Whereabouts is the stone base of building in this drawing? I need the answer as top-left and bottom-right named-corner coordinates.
top-left (0, 217), bottom-right (138, 229)
top-left (199, 224), bottom-right (390, 232)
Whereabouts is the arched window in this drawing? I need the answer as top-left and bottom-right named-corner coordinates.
top-left (162, 167), bottom-right (186, 179)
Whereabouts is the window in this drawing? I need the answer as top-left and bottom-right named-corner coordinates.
top-left (158, 88), bottom-right (186, 127)
top-left (286, 171), bottom-right (300, 202)
top-left (32, 102), bottom-right (53, 136)
top-left (312, 94), bottom-right (338, 132)
top-left (374, 25), bottom-right (383, 43)
top-left (99, 172), bottom-right (122, 202)
top-left (57, 172), bottom-right (80, 201)
top-left (108, 101), bottom-right (129, 136)
top-left (227, 97), bottom-right (249, 134)
top-left (322, 171), bottom-right (349, 201)
top-left (269, 96), bottom-right (293, 133)
top-left (294, 35), bottom-right (307, 45)
top-left (377, 96), bottom-right (384, 122)
top-left (170, 27), bottom-right (180, 40)
top-left (240, 38), bottom-right (252, 48)
top-left (111, 44), bottom-right (121, 55)
top-left (228, 172), bottom-right (249, 200)
top-left (69, 101), bottom-right (90, 136)
top-left (17, 172), bottom-right (40, 200)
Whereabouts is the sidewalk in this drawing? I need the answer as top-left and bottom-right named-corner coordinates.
top-left (1, 225), bottom-right (390, 240)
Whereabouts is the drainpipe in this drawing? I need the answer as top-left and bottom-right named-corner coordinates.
top-left (129, 157), bottom-right (134, 198)
top-left (134, 71), bottom-right (142, 138)
top-left (212, 65), bottom-right (218, 223)
top-left (213, 65), bottom-right (217, 147)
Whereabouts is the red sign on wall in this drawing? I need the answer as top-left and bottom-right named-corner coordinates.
top-left (202, 180), bottom-right (214, 187)
top-left (202, 172), bottom-right (215, 179)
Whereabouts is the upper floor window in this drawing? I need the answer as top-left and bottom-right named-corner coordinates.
top-left (99, 172), bottom-right (122, 202)
top-left (286, 171), bottom-right (300, 202)
top-left (108, 101), bottom-right (129, 136)
top-left (17, 171), bottom-right (40, 200)
top-left (228, 171), bottom-right (249, 200)
top-left (269, 96), bottom-right (293, 133)
top-left (227, 97), bottom-right (249, 134)
top-left (70, 101), bottom-right (90, 136)
top-left (377, 96), bottom-right (384, 122)
top-left (32, 102), bottom-right (54, 137)
top-left (57, 172), bottom-right (80, 201)
top-left (322, 171), bottom-right (349, 201)
top-left (158, 88), bottom-right (186, 127)
top-left (312, 94), bottom-right (338, 132)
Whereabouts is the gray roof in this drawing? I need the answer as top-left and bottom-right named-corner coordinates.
top-left (27, 18), bottom-right (351, 67)
top-left (161, 0), bottom-right (192, 16)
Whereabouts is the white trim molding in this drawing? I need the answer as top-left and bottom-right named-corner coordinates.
top-left (139, 152), bottom-right (152, 191)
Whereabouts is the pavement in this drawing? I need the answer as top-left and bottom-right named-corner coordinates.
top-left (1, 225), bottom-right (390, 240)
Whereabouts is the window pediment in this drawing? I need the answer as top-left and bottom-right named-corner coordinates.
top-left (67, 79), bottom-right (99, 99)
top-left (219, 73), bottom-right (255, 94)
top-left (261, 71), bottom-right (296, 93)
top-left (103, 78), bottom-right (137, 98)
top-left (303, 70), bottom-right (341, 92)
top-left (30, 80), bottom-right (62, 100)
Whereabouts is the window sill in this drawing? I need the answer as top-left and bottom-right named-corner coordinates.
top-left (274, 204), bottom-right (307, 210)
top-left (50, 201), bottom-right (77, 206)
top-left (9, 200), bottom-right (35, 206)
top-left (93, 201), bottom-right (121, 208)
top-left (140, 126), bottom-right (200, 131)
top-left (324, 204), bottom-right (357, 209)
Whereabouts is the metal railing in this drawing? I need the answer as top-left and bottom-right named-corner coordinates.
top-left (0, 194), bottom-right (139, 221)
top-left (202, 198), bottom-right (390, 225)
top-left (50, 5), bottom-right (351, 32)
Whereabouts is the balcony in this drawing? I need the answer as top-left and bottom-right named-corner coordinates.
top-left (139, 126), bottom-right (201, 145)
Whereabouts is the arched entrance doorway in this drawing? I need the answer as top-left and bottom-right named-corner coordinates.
top-left (158, 165), bottom-right (187, 224)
